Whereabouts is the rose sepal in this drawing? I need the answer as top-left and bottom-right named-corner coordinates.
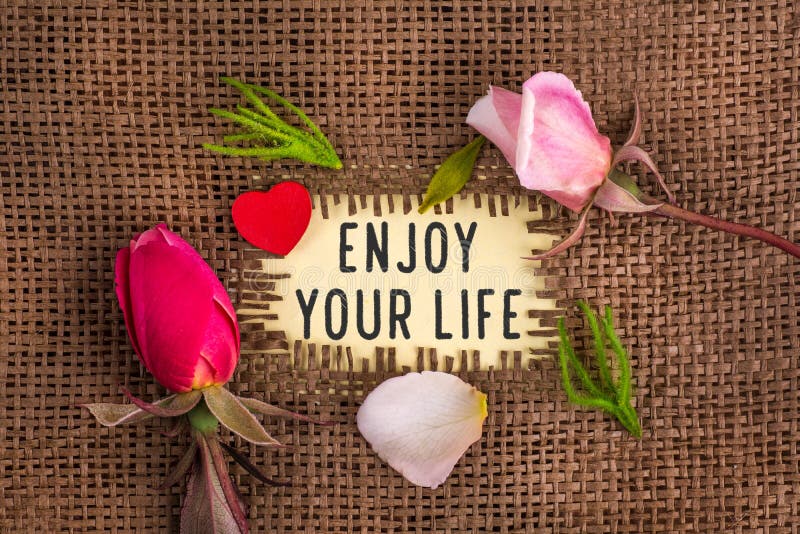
top-left (82, 385), bottom-right (334, 533)
top-left (80, 389), bottom-right (202, 426)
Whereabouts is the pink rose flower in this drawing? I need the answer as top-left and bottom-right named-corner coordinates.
top-left (114, 224), bottom-right (240, 392)
top-left (467, 72), bottom-right (612, 212)
top-left (466, 71), bottom-right (800, 259)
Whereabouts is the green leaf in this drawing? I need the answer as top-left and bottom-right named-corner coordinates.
top-left (558, 319), bottom-right (607, 400)
top-left (557, 302), bottom-right (642, 438)
top-left (221, 76), bottom-right (280, 121)
top-left (577, 301), bottom-right (614, 393)
top-left (207, 108), bottom-right (295, 145)
top-left (202, 386), bottom-right (281, 446)
top-left (201, 143), bottom-right (305, 162)
top-left (602, 306), bottom-right (633, 404)
top-left (243, 81), bottom-right (329, 143)
top-left (607, 168), bottom-right (644, 196)
top-left (223, 132), bottom-right (266, 144)
top-left (206, 78), bottom-right (342, 170)
top-left (418, 136), bottom-right (485, 214)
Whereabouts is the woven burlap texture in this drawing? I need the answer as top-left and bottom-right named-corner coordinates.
top-left (2, 1), bottom-right (799, 532)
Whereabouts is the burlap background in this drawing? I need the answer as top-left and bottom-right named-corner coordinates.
top-left (2, 1), bottom-right (799, 532)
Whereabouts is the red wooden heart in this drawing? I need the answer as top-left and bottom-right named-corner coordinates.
top-left (232, 181), bottom-right (312, 255)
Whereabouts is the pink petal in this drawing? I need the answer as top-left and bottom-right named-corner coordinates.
top-left (114, 246), bottom-right (145, 366)
top-left (212, 292), bottom-right (240, 354)
top-left (193, 297), bottom-right (240, 388)
top-left (135, 224), bottom-right (240, 349)
top-left (466, 87), bottom-right (522, 165)
top-left (490, 86), bottom-right (523, 151)
top-left (515, 72), bottom-right (612, 212)
top-left (129, 240), bottom-right (215, 392)
top-left (130, 223), bottom-right (170, 252)
top-left (357, 371), bottom-right (487, 489)
top-left (192, 354), bottom-right (218, 390)
top-left (121, 224), bottom-right (241, 391)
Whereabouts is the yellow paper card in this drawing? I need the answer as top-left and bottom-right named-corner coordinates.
top-left (239, 194), bottom-right (557, 369)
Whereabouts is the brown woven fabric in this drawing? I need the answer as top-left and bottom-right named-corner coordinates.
top-left (2, 1), bottom-right (799, 532)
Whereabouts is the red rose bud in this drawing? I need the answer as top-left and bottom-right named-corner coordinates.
top-left (114, 224), bottom-right (240, 392)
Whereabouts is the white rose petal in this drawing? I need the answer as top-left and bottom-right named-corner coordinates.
top-left (356, 371), bottom-right (488, 489)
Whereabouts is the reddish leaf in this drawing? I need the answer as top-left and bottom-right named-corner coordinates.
top-left (121, 388), bottom-right (202, 418)
top-left (219, 440), bottom-right (289, 487)
top-left (593, 177), bottom-right (663, 214)
top-left (202, 386), bottom-right (282, 447)
top-left (205, 436), bottom-right (250, 533)
top-left (623, 92), bottom-right (641, 147)
top-left (238, 396), bottom-right (334, 426)
top-left (180, 435), bottom-right (246, 534)
top-left (80, 398), bottom-right (169, 427)
top-left (161, 417), bottom-right (189, 439)
top-left (612, 145), bottom-right (675, 204)
top-left (158, 441), bottom-right (198, 490)
top-left (523, 205), bottom-right (592, 260)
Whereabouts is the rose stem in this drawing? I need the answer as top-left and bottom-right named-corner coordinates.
top-left (639, 193), bottom-right (800, 259)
